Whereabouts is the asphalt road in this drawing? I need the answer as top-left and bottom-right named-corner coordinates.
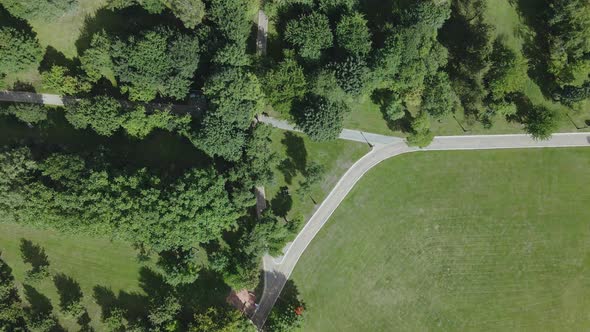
top-left (250, 132), bottom-right (590, 329)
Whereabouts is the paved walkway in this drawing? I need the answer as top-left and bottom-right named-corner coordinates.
top-left (256, 10), bottom-right (269, 56)
top-left (258, 115), bottom-right (404, 146)
top-left (250, 132), bottom-right (590, 329)
top-left (0, 90), bottom-right (201, 114)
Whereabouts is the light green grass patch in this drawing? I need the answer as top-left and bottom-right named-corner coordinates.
top-left (291, 148), bottom-right (590, 331)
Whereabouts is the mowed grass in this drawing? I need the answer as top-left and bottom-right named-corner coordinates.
top-left (0, 221), bottom-right (144, 331)
top-left (291, 148), bottom-right (590, 331)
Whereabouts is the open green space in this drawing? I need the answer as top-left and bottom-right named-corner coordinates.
top-left (291, 148), bottom-right (590, 331)
top-left (0, 221), bottom-right (144, 331)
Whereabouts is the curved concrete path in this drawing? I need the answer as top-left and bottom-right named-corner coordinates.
top-left (251, 132), bottom-right (590, 329)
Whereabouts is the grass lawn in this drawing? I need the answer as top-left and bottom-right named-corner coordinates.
top-left (0, 221), bottom-right (144, 331)
top-left (29, 0), bottom-right (108, 59)
top-left (290, 148), bottom-right (590, 331)
top-left (266, 127), bottom-right (370, 225)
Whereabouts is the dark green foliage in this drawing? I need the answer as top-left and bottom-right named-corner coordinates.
top-left (198, 67), bottom-right (263, 160)
top-left (164, 0), bottom-right (206, 28)
top-left (298, 96), bottom-right (346, 141)
top-left (0, 103), bottom-right (48, 125)
top-left (209, 0), bottom-right (251, 43)
top-left (486, 41), bottom-right (528, 101)
top-left (547, 0), bottom-right (590, 87)
top-left (422, 71), bottom-right (457, 117)
top-left (0, 255), bottom-right (27, 331)
top-left (148, 295), bottom-right (180, 331)
top-left (80, 30), bottom-right (114, 83)
top-left (384, 93), bottom-right (406, 121)
top-left (0, 0), bottom-right (77, 21)
top-left (559, 82), bottom-right (590, 105)
top-left (264, 54), bottom-right (307, 115)
top-left (285, 12), bottom-right (333, 60)
top-left (442, 0), bottom-right (494, 116)
top-left (0, 148), bottom-right (241, 253)
top-left (317, 0), bottom-right (356, 14)
top-left (41, 66), bottom-right (91, 95)
top-left (111, 27), bottom-right (201, 101)
top-left (332, 56), bottom-right (369, 95)
top-left (407, 111), bottom-right (434, 147)
top-left (212, 43), bottom-right (251, 67)
top-left (189, 307), bottom-right (254, 332)
top-left (336, 12), bottom-right (371, 57)
top-left (64, 96), bottom-right (124, 136)
top-left (240, 213), bottom-right (292, 257)
top-left (0, 27), bottom-right (43, 76)
top-left (156, 248), bottom-right (203, 286)
top-left (522, 105), bottom-right (560, 140)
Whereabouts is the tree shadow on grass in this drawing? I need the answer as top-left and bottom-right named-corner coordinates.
top-left (277, 132), bottom-right (307, 184)
top-left (19, 239), bottom-right (50, 272)
top-left (23, 285), bottom-right (53, 316)
top-left (271, 186), bottom-right (293, 221)
top-left (39, 46), bottom-right (80, 73)
top-left (53, 273), bottom-right (83, 312)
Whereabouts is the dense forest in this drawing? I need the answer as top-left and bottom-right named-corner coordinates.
top-left (1, 0), bottom-right (589, 330)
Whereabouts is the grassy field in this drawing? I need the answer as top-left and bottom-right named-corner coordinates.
top-left (267, 127), bottom-right (370, 224)
top-left (0, 222), bottom-right (144, 331)
top-left (290, 148), bottom-right (590, 331)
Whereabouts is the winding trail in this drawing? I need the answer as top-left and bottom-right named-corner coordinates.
top-left (250, 133), bottom-right (590, 329)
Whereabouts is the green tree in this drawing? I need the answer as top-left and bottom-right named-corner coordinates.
top-left (164, 0), bottom-right (206, 28)
top-left (336, 12), bottom-right (371, 57)
top-left (1, 103), bottom-right (47, 125)
top-left (64, 96), bottom-right (124, 136)
top-left (156, 248), bottom-right (203, 286)
top-left (122, 106), bottom-right (183, 139)
top-left (547, 0), bottom-right (590, 87)
top-left (111, 27), bottom-right (201, 101)
top-left (209, 0), bottom-right (251, 43)
top-left (285, 12), bottom-right (333, 60)
top-left (332, 56), bottom-right (369, 95)
top-left (317, 0), bottom-right (356, 14)
top-left (523, 105), bottom-right (560, 140)
top-left (0, 255), bottom-right (27, 331)
top-left (41, 66), bottom-right (90, 95)
top-left (264, 53), bottom-right (307, 115)
top-left (407, 111), bottom-right (434, 147)
top-left (0, 27), bottom-right (43, 76)
top-left (198, 68), bottom-right (264, 160)
top-left (148, 295), bottom-right (180, 331)
top-left (298, 96), bottom-right (346, 141)
top-left (212, 44), bottom-right (251, 67)
top-left (1, 0), bottom-right (77, 21)
top-left (80, 30), bottom-right (114, 83)
top-left (422, 71), bottom-right (457, 117)
top-left (486, 41), bottom-right (528, 101)
top-left (189, 307), bottom-right (254, 332)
